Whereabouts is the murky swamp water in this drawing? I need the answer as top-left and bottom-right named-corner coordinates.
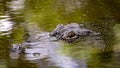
top-left (0, 0), bottom-right (120, 68)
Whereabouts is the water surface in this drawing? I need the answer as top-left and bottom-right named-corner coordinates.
top-left (0, 0), bottom-right (120, 68)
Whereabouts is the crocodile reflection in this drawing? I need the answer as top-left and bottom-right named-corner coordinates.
top-left (9, 32), bottom-right (85, 68)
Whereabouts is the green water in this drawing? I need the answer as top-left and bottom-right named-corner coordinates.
top-left (0, 0), bottom-right (120, 68)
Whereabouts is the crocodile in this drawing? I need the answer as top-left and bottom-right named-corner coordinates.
top-left (50, 23), bottom-right (99, 42)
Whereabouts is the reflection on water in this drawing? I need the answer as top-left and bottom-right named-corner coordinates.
top-left (0, 0), bottom-right (120, 68)
top-left (9, 0), bottom-right (25, 11)
top-left (0, 18), bottom-right (13, 35)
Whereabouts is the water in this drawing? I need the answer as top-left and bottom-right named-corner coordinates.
top-left (0, 0), bottom-right (120, 68)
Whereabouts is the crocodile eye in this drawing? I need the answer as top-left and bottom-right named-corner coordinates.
top-left (67, 31), bottom-right (76, 38)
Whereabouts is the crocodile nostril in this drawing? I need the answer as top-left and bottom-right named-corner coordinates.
top-left (83, 30), bottom-right (92, 36)
top-left (86, 31), bottom-right (91, 35)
